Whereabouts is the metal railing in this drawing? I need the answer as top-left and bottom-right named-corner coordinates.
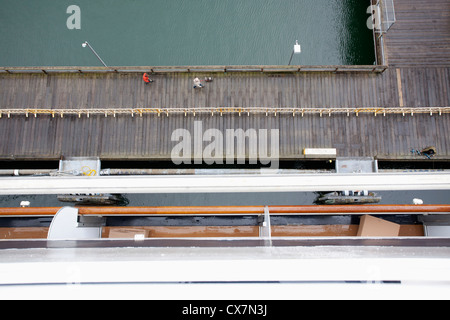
top-left (0, 64), bottom-right (388, 74)
top-left (1, 107), bottom-right (448, 118)
top-left (372, 0), bottom-right (396, 65)
top-left (378, 0), bottom-right (396, 33)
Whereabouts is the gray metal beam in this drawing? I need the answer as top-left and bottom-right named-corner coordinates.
top-left (0, 172), bottom-right (449, 195)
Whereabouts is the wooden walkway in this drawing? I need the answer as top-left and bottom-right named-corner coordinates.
top-left (384, 0), bottom-right (450, 67)
top-left (1, 68), bottom-right (448, 161)
top-left (0, 0), bottom-right (449, 162)
top-left (1, 67), bottom-right (449, 110)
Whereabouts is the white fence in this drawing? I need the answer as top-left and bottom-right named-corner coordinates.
top-left (379, 0), bottom-right (396, 33)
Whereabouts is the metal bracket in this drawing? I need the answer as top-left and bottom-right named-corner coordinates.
top-left (78, 215), bottom-right (106, 228)
top-left (259, 206), bottom-right (272, 246)
top-left (47, 207), bottom-right (102, 240)
top-left (419, 215), bottom-right (450, 237)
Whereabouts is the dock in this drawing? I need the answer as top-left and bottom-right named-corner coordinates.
top-left (0, 0), bottom-right (449, 162)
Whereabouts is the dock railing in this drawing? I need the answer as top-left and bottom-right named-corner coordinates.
top-left (372, 0), bottom-right (396, 65)
top-left (0, 64), bottom-right (388, 74)
top-left (1, 107), bottom-right (449, 118)
top-left (378, 0), bottom-right (396, 34)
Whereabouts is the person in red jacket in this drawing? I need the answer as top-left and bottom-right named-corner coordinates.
top-left (143, 72), bottom-right (153, 84)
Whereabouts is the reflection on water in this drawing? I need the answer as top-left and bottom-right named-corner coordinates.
top-left (0, 0), bottom-right (375, 66)
top-left (0, 190), bottom-right (448, 208)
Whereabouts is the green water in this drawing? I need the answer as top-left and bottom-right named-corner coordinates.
top-left (0, 0), bottom-right (375, 66)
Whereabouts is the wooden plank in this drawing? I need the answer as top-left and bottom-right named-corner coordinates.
top-left (396, 69), bottom-right (405, 107)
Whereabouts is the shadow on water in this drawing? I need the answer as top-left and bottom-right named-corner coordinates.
top-left (0, 190), bottom-right (448, 208)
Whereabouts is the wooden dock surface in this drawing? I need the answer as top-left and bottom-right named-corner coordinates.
top-left (385, 0), bottom-right (450, 67)
top-left (0, 0), bottom-right (449, 162)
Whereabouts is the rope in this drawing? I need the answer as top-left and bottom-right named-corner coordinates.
top-left (81, 166), bottom-right (97, 176)
top-left (0, 107), bottom-right (449, 118)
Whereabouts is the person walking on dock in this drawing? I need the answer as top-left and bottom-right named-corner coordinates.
top-left (143, 72), bottom-right (153, 85)
top-left (193, 77), bottom-right (204, 89)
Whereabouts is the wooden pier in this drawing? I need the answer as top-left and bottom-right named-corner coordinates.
top-left (0, 0), bottom-right (449, 162)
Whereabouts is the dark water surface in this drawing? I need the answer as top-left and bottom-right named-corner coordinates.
top-left (0, 190), bottom-right (448, 208)
top-left (0, 0), bottom-right (375, 66)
